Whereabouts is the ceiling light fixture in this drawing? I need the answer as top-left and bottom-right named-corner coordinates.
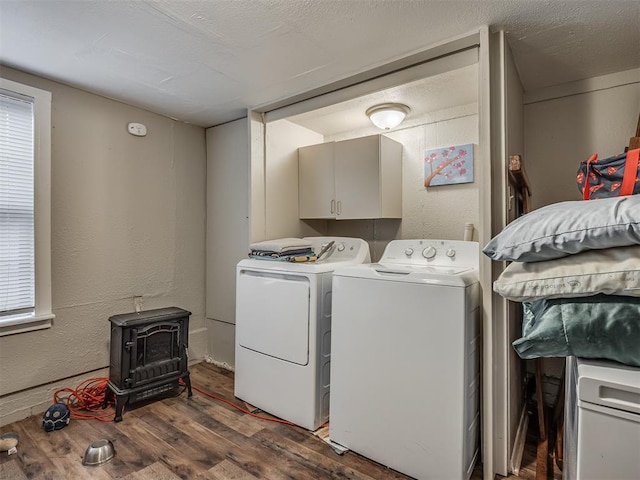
top-left (366, 103), bottom-right (410, 130)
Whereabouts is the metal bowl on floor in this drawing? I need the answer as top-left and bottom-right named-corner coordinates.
top-left (82, 439), bottom-right (115, 466)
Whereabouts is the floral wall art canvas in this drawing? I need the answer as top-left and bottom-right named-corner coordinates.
top-left (424, 143), bottom-right (474, 187)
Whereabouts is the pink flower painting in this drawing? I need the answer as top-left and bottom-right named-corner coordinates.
top-left (423, 143), bottom-right (474, 187)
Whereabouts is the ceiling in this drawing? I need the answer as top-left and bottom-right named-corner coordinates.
top-left (1, 1), bottom-right (638, 128)
top-left (288, 63), bottom-right (479, 137)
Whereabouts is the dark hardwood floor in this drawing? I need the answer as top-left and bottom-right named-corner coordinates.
top-left (0, 362), bottom-right (560, 479)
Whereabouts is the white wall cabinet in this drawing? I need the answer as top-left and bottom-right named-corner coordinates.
top-left (298, 134), bottom-right (402, 220)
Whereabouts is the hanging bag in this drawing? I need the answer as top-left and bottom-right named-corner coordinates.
top-left (577, 148), bottom-right (640, 200)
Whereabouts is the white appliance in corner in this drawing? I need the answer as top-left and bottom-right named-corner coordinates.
top-left (234, 237), bottom-right (370, 431)
top-left (564, 356), bottom-right (640, 480)
top-left (330, 239), bottom-right (480, 480)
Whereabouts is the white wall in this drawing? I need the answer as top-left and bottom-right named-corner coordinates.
top-left (392, 109), bottom-right (479, 240)
top-left (0, 67), bottom-right (207, 426)
top-left (264, 120), bottom-right (326, 239)
top-left (525, 69), bottom-right (640, 210)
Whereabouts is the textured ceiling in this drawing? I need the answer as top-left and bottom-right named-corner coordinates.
top-left (288, 63), bottom-right (479, 137)
top-left (1, 0), bottom-right (638, 128)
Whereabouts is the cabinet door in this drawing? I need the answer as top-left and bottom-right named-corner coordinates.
top-left (298, 142), bottom-right (335, 218)
top-left (334, 136), bottom-right (381, 219)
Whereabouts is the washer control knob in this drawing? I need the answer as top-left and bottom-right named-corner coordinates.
top-left (446, 248), bottom-right (456, 258)
top-left (422, 246), bottom-right (437, 259)
top-left (405, 248), bottom-right (414, 257)
top-left (337, 242), bottom-right (346, 252)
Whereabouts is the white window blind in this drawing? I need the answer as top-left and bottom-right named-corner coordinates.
top-left (0, 91), bottom-right (35, 318)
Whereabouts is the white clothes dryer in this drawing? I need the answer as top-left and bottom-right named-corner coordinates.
top-left (234, 237), bottom-right (370, 431)
top-left (329, 239), bottom-right (480, 480)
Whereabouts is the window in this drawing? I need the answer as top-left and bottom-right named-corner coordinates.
top-left (0, 78), bottom-right (53, 335)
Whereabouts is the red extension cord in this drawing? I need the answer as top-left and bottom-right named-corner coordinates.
top-left (185, 380), bottom-right (295, 425)
top-left (53, 376), bottom-right (294, 425)
top-left (53, 377), bottom-right (115, 422)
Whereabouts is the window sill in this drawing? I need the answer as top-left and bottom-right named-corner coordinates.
top-left (0, 313), bottom-right (55, 337)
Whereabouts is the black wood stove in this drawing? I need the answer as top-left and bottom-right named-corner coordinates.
top-left (107, 306), bottom-right (192, 421)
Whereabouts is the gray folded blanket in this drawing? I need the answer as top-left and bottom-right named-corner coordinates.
top-left (249, 237), bottom-right (312, 253)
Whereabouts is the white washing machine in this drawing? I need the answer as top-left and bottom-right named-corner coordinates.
top-left (234, 236), bottom-right (370, 431)
top-left (330, 239), bottom-right (480, 480)
top-left (564, 356), bottom-right (640, 480)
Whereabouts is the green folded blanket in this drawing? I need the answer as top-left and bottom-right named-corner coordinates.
top-left (513, 294), bottom-right (640, 367)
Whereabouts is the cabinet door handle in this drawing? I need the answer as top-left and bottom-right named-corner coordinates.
top-left (337, 200), bottom-right (342, 215)
top-left (330, 199), bottom-right (335, 214)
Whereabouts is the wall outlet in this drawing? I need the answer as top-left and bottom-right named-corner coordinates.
top-left (134, 296), bottom-right (143, 312)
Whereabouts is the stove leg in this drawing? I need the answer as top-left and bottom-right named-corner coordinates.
top-left (102, 387), bottom-right (112, 409)
top-left (113, 394), bottom-right (127, 422)
top-left (183, 372), bottom-right (193, 398)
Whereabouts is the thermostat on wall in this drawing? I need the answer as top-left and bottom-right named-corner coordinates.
top-left (127, 122), bottom-right (147, 137)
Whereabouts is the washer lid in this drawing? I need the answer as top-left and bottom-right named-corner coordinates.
top-left (333, 263), bottom-right (478, 287)
top-left (577, 358), bottom-right (640, 415)
top-left (377, 263), bottom-right (472, 275)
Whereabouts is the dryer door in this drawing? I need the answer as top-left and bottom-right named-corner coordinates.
top-left (236, 270), bottom-right (310, 365)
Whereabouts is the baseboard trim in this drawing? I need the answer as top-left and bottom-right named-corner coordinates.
top-left (509, 403), bottom-right (529, 475)
top-left (0, 366), bottom-right (109, 427)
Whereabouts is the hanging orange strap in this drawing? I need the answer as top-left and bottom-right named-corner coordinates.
top-left (621, 148), bottom-right (640, 196)
top-left (582, 153), bottom-right (598, 200)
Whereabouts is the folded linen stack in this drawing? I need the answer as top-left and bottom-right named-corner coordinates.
top-left (483, 195), bottom-right (640, 367)
top-left (249, 237), bottom-right (317, 262)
